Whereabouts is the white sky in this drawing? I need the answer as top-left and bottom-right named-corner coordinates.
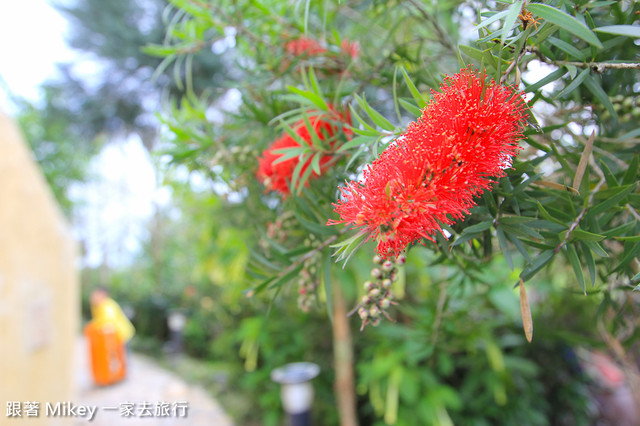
top-left (0, 0), bottom-right (75, 108)
top-left (0, 0), bottom-right (163, 267)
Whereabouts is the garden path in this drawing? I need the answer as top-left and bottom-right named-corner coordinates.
top-left (74, 337), bottom-right (234, 426)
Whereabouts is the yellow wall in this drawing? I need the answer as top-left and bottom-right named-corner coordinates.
top-left (0, 112), bottom-right (79, 425)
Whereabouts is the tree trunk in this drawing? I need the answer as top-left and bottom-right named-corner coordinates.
top-left (332, 281), bottom-right (359, 426)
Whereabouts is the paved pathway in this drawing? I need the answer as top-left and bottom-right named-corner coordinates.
top-left (75, 338), bottom-right (234, 425)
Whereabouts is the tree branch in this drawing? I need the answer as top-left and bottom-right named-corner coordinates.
top-left (528, 46), bottom-right (640, 71)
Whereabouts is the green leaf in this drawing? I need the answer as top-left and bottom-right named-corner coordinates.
top-left (452, 232), bottom-right (481, 247)
top-left (556, 67), bottom-right (589, 99)
top-left (310, 151), bottom-right (322, 175)
top-left (594, 25), bottom-right (640, 39)
top-left (461, 221), bottom-right (493, 235)
top-left (337, 135), bottom-right (371, 153)
top-left (459, 45), bottom-right (498, 70)
top-left (612, 242), bottom-right (640, 273)
top-left (348, 104), bottom-right (377, 132)
top-left (331, 229), bottom-right (370, 265)
top-left (559, 228), bottom-right (605, 243)
top-left (584, 240), bottom-right (608, 258)
top-left (566, 245), bottom-right (586, 294)
top-left (398, 98), bottom-right (423, 117)
top-left (499, 216), bottom-right (536, 226)
top-left (603, 222), bottom-right (636, 238)
top-left (280, 119), bottom-right (313, 150)
top-left (401, 67), bottom-right (427, 109)
top-left (287, 85), bottom-right (329, 111)
top-left (508, 233), bottom-right (531, 263)
top-left (525, 68), bottom-right (565, 93)
top-left (500, 223), bottom-right (543, 240)
top-left (520, 249), bottom-right (554, 282)
top-left (622, 155), bottom-right (639, 186)
top-left (613, 235), bottom-right (640, 242)
top-left (526, 3), bottom-right (603, 48)
top-left (308, 67), bottom-right (324, 101)
top-left (587, 1), bottom-right (618, 8)
top-left (619, 128), bottom-right (640, 140)
top-left (354, 94), bottom-right (395, 132)
top-left (580, 242), bottom-right (596, 286)
top-left (352, 127), bottom-right (381, 137)
top-left (268, 263), bottom-right (305, 291)
top-left (271, 146), bottom-right (309, 165)
top-left (547, 36), bottom-right (587, 60)
top-left (599, 159), bottom-right (620, 188)
top-left (536, 201), bottom-right (567, 225)
top-left (476, 10), bottom-right (509, 31)
top-left (583, 75), bottom-right (617, 121)
top-left (588, 184), bottom-right (636, 217)
top-left (502, 1), bottom-right (524, 46)
top-left (250, 249), bottom-right (281, 271)
top-left (295, 155), bottom-right (316, 195)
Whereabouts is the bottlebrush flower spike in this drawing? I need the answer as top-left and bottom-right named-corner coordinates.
top-left (329, 68), bottom-right (529, 258)
top-left (257, 109), bottom-right (351, 197)
top-left (284, 37), bottom-right (327, 57)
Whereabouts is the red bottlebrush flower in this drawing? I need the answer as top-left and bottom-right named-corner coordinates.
top-left (329, 68), bottom-right (528, 258)
top-left (285, 37), bottom-right (327, 57)
top-left (257, 110), bottom-right (351, 197)
top-left (340, 39), bottom-right (360, 59)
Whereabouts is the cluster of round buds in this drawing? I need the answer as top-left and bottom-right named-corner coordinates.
top-left (259, 211), bottom-right (296, 252)
top-left (212, 145), bottom-right (254, 167)
top-left (601, 95), bottom-right (640, 122)
top-left (297, 251), bottom-right (320, 312)
top-left (355, 254), bottom-right (406, 330)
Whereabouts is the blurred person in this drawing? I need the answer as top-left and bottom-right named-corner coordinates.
top-left (89, 286), bottom-right (135, 348)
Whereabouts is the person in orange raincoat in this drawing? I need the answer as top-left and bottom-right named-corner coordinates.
top-left (90, 286), bottom-right (135, 345)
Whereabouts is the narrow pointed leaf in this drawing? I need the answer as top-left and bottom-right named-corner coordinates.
top-left (401, 67), bottom-right (427, 109)
top-left (555, 67), bottom-right (589, 99)
top-left (583, 75), bottom-right (617, 121)
top-left (520, 249), bottom-right (554, 281)
top-left (526, 4), bottom-right (603, 48)
top-left (594, 25), bottom-right (640, 39)
top-left (502, 1), bottom-right (524, 46)
top-left (566, 245), bottom-right (586, 294)
top-left (580, 242), bottom-right (597, 286)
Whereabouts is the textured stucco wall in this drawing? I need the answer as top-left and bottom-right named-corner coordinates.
top-left (0, 111), bottom-right (79, 425)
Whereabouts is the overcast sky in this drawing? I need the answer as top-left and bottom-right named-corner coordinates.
top-left (0, 1), bottom-right (76, 109)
